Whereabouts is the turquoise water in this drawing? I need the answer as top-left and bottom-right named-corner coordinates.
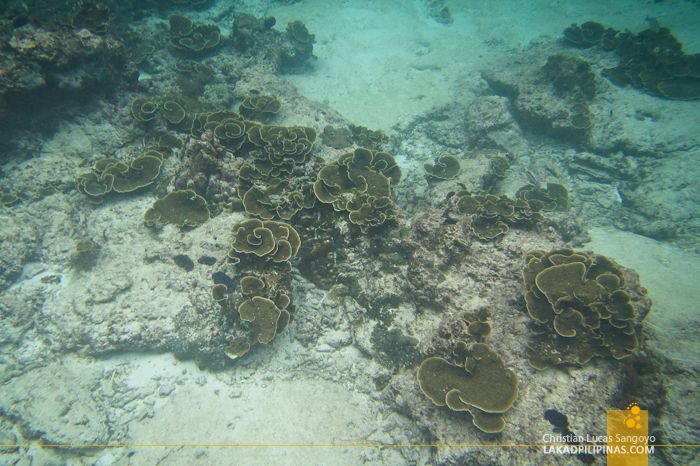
top-left (0, 0), bottom-right (699, 464)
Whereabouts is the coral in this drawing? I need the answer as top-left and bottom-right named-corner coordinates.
top-left (70, 1), bottom-right (109, 33)
top-left (230, 12), bottom-right (277, 53)
top-left (488, 155), bottom-right (510, 180)
top-left (227, 219), bottom-right (300, 266)
top-left (0, 23), bottom-right (127, 122)
top-left (314, 148), bottom-right (402, 233)
top-left (349, 124), bottom-right (389, 149)
top-left (215, 219), bottom-right (300, 359)
top-left (541, 54), bottom-right (596, 100)
top-left (162, 101), bottom-right (186, 124)
top-left (522, 248), bottom-right (644, 369)
top-left (281, 20), bottom-right (315, 71)
top-left (563, 21), bottom-right (609, 48)
top-left (143, 189), bottom-right (210, 227)
top-left (321, 126), bottom-right (352, 149)
top-left (454, 190), bottom-right (547, 240)
top-left (424, 155), bottom-right (461, 180)
top-left (238, 95), bottom-right (282, 123)
top-left (132, 96), bottom-right (194, 128)
top-left (169, 14), bottom-right (221, 53)
top-left (417, 342), bottom-right (519, 433)
top-left (190, 111), bottom-right (255, 151)
top-left (128, 44), bottom-right (155, 64)
top-left (515, 183), bottom-right (569, 212)
top-left (229, 123), bottom-right (317, 220)
top-left (131, 97), bottom-right (159, 122)
top-left (173, 130), bottom-right (241, 214)
top-left (247, 124), bottom-right (317, 174)
top-left (76, 153), bottom-right (163, 203)
top-left (70, 239), bottom-right (100, 270)
top-left (241, 179), bottom-right (316, 220)
top-left (565, 22), bottom-right (700, 100)
top-left (0, 192), bottom-right (18, 207)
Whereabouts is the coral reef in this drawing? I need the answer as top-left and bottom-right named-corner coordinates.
top-left (314, 148), bottom-right (402, 233)
top-left (215, 219), bottom-right (300, 359)
top-left (564, 21), bottom-right (700, 100)
top-left (523, 248), bottom-right (649, 369)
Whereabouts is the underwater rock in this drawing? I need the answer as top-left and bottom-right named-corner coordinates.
top-left (0, 363), bottom-right (108, 448)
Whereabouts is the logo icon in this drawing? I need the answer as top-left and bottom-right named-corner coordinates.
top-left (625, 403), bottom-right (643, 429)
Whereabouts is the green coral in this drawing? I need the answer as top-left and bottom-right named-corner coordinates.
top-left (231, 123), bottom-right (317, 220)
top-left (314, 148), bottom-right (402, 233)
top-left (282, 20), bottom-right (315, 69)
top-left (247, 125), bottom-right (317, 175)
top-left (241, 179), bottom-right (316, 220)
top-left (169, 14), bottom-right (221, 53)
top-left (0, 192), bottom-right (18, 207)
top-left (132, 96), bottom-right (191, 127)
top-left (565, 21), bottom-right (700, 100)
top-left (349, 124), bottom-right (389, 149)
top-left (76, 153), bottom-right (163, 203)
top-left (239, 95), bottom-right (282, 123)
top-left (424, 155), bottom-right (461, 180)
top-left (455, 190), bottom-right (549, 240)
top-left (217, 219), bottom-right (300, 359)
top-left (523, 248), bottom-right (642, 369)
top-left (418, 342), bottom-right (519, 433)
top-left (143, 189), bottom-right (210, 227)
top-left (515, 183), bottom-right (569, 212)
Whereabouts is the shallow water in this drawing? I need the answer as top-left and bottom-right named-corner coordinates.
top-left (0, 0), bottom-right (699, 464)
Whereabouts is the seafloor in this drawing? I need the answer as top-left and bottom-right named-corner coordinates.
top-left (1, 0), bottom-right (699, 465)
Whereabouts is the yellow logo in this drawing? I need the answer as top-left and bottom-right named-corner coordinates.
top-left (607, 403), bottom-right (652, 466)
top-left (625, 403), bottom-right (643, 429)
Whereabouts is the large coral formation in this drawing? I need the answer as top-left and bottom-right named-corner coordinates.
top-left (215, 219), bottom-right (300, 359)
top-left (314, 148), bottom-right (402, 233)
top-left (75, 153), bottom-right (163, 203)
top-left (522, 248), bottom-right (644, 369)
top-left (564, 21), bottom-right (700, 100)
top-left (143, 189), bottom-right (210, 227)
top-left (235, 123), bottom-right (318, 220)
top-left (418, 342), bottom-right (519, 433)
top-left (247, 124), bottom-right (317, 174)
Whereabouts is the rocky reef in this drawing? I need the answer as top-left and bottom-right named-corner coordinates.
top-left (0, 3), bottom-right (698, 466)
